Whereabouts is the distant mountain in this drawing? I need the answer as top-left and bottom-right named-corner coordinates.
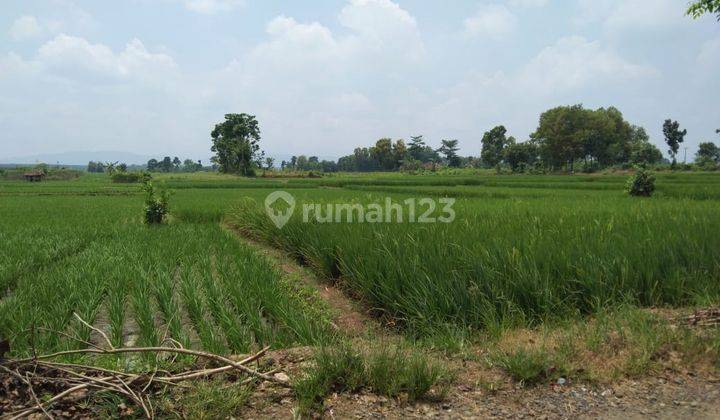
top-left (1, 151), bottom-right (156, 166)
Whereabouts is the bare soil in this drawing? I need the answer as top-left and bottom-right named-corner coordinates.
top-left (236, 347), bottom-right (720, 419)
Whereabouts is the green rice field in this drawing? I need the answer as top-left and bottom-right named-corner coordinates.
top-left (3, 171), bottom-right (720, 356)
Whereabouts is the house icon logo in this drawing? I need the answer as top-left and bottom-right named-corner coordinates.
top-left (264, 191), bottom-right (296, 229)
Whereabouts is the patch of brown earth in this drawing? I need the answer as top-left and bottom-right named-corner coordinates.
top-left (225, 226), bottom-right (374, 337)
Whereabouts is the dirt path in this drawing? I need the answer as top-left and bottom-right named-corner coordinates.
top-left (225, 225), bottom-right (376, 337)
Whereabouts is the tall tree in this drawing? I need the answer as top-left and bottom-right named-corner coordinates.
top-left (696, 142), bottom-right (720, 165)
top-left (408, 135), bottom-right (426, 160)
top-left (687, 0), bottom-right (720, 20)
top-left (160, 156), bottom-right (173, 172)
top-left (370, 138), bottom-right (396, 170)
top-left (393, 139), bottom-right (407, 168)
top-left (481, 125), bottom-right (513, 168)
top-left (437, 139), bottom-right (461, 167)
top-left (628, 125), bottom-right (662, 165)
top-left (296, 155), bottom-right (309, 170)
top-left (504, 141), bottom-right (537, 172)
top-left (531, 105), bottom-right (587, 171)
top-left (531, 104), bottom-right (635, 171)
top-left (406, 135), bottom-right (439, 163)
top-left (210, 113), bottom-right (262, 176)
top-left (663, 119), bottom-right (687, 167)
top-left (264, 157), bottom-right (275, 170)
top-left (147, 159), bottom-right (158, 171)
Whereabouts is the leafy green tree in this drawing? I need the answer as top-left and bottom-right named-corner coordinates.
top-left (296, 155), bottom-right (309, 170)
top-left (687, 0), bottom-right (720, 20)
top-left (504, 141), bottom-right (538, 172)
top-left (630, 142), bottom-right (663, 165)
top-left (172, 157), bottom-right (181, 171)
top-left (160, 156), bottom-right (173, 173)
top-left (393, 139), bottom-right (407, 168)
top-left (337, 154), bottom-right (357, 171)
top-left (408, 135), bottom-right (426, 160)
top-left (437, 139), bottom-right (461, 167)
top-left (210, 113), bottom-right (262, 176)
top-left (370, 138), bottom-right (396, 170)
top-left (104, 161), bottom-right (119, 175)
top-left (320, 160), bottom-right (338, 172)
top-left (628, 126), bottom-right (663, 165)
top-left (585, 107), bottom-right (633, 166)
top-left (182, 159), bottom-right (202, 172)
top-left (264, 157), bottom-right (275, 170)
top-left (663, 119), bottom-right (687, 167)
top-left (87, 161), bottom-right (106, 173)
top-left (407, 135), bottom-right (439, 163)
top-left (532, 105), bottom-right (636, 171)
top-left (696, 142), bottom-right (720, 166)
top-left (355, 147), bottom-right (379, 171)
top-left (147, 159), bottom-right (158, 171)
top-left (531, 105), bottom-right (587, 171)
top-left (481, 125), bottom-right (513, 168)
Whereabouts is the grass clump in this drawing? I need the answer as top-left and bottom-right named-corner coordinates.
top-left (494, 348), bottom-right (560, 385)
top-left (155, 379), bottom-right (252, 419)
top-left (294, 344), bottom-right (451, 415)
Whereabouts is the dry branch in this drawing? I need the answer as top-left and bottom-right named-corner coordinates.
top-left (1, 316), bottom-right (286, 419)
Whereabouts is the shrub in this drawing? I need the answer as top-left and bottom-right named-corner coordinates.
top-left (626, 167), bottom-right (656, 197)
top-left (111, 171), bottom-right (151, 183)
top-left (142, 181), bottom-right (170, 224)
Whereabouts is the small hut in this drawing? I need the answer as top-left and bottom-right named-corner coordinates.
top-left (23, 171), bottom-right (45, 182)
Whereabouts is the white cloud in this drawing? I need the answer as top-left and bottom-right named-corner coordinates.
top-left (213, 0), bottom-right (424, 153)
top-left (463, 4), bottom-right (517, 39)
top-left (9, 16), bottom-right (44, 40)
top-left (519, 35), bottom-right (657, 94)
top-left (508, 0), bottom-right (548, 8)
top-left (183, 0), bottom-right (244, 14)
top-left (424, 35), bottom-right (658, 139)
top-left (576, 0), bottom-right (684, 30)
top-left (339, 0), bottom-right (424, 61)
top-left (36, 34), bottom-right (177, 83)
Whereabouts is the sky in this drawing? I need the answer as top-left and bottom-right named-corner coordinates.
top-left (1, 0), bottom-right (719, 163)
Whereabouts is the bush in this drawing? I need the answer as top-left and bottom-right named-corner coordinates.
top-left (111, 171), bottom-right (151, 183)
top-left (626, 167), bottom-right (656, 197)
top-left (142, 181), bottom-right (170, 224)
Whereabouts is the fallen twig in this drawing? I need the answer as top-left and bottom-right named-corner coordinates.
top-left (1, 314), bottom-right (283, 420)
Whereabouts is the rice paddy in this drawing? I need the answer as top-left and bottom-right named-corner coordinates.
top-left (2, 170), bottom-right (720, 415)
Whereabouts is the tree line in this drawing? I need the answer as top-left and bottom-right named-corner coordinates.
top-left (208, 109), bottom-right (719, 176)
top-left (146, 157), bottom-right (205, 172)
